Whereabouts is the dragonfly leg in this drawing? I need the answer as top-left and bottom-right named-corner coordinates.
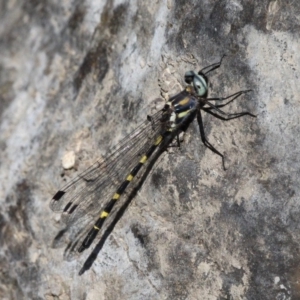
top-left (196, 110), bottom-right (226, 170)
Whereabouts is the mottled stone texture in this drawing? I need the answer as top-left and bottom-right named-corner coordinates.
top-left (0, 0), bottom-right (299, 299)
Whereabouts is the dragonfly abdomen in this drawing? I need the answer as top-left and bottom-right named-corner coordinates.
top-left (78, 134), bottom-right (165, 252)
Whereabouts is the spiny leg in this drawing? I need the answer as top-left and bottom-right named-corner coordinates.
top-left (203, 89), bottom-right (255, 120)
top-left (163, 131), bottom-right (183, 151)
top-left (199, 54), bottom-right (226, 75)
top-left (198, 90), bottom-right (255, 168)
top-left (205, 99), bottom-right (255, 118)
top-left (206, 100), bottom-right (251, 111)
top-left (203, 107), bottom-right (256, 121)
top-left (167, 132), bottom-right (182, 149)
top-left (196, 110), bottom-right (226, 170)
top-left (206, 89), bottom-right (252, 103)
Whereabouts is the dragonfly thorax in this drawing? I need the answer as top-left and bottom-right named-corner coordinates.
top-left (163, 89), bottom-right (198, 132)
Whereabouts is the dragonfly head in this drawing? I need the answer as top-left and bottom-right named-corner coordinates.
top-left (184, 71), bottom-right (208, 97)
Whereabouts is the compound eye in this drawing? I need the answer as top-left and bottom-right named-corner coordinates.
top-left (184, 71), bottom-right (195, 84)
top-left (193, 75), bottom-right (208, 96)
top-left (195, 85), bottom-right (203, 95)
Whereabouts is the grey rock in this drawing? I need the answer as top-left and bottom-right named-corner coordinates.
top-left (0, 0), bottom-right (299, 299)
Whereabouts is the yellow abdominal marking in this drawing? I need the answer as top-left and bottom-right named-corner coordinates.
top-left (139, 155), bottom-right (148, 164)
top-left (100, 211), bottom-right (109, 218)
top-left (154, 135), bottom-right (163, 145)
top-left (113, 193), bottom-right (120, 200)
top-left (126, 174), bottom-right (134, 181)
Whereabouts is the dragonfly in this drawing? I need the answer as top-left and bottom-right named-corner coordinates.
top-left (50, 56), bottom-right (255, 275)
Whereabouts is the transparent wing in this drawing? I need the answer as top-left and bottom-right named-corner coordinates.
top-left (50, 109), bottom-right (164, 226)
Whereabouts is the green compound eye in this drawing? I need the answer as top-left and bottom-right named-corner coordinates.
top-left (193, 73), bottom-right (208, 96)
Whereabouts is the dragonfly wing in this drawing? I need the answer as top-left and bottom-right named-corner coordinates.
top-left (50, 109), bottom-right (164, 224)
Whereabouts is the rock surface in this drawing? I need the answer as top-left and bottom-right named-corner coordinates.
top-left (0, 0), bottom-right (299, 299)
